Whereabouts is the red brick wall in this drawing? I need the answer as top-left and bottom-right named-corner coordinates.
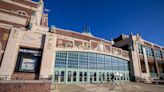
top-left (0, 82), bottom-right (51, 92)
top-left (0, 27), bottom-right (10, 65)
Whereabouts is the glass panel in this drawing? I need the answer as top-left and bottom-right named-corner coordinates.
top-left (79, 52), bottom-right (88, 69)
top-left (90, 72), bottom-right (93, 82)
top-left (73, 71), bottom-right (76, 82)
top-left (68, 52), bottom-right (78, 68)
top-left (97, 54), bottom-right (105, 69)
top-left (112, 57), bottom-right (119, 71)
top-left (79, 72), bottom-right (83, 82)
top-left (60, 71), bottom-right (65, 82)
top-left (99, 72), bottom-right (101, 81)
top-left (107, 72), bottom-right (110, 81)
top-left (102, 73), bottom-right (105, 81)
top-left (105, 56), bottom-right (112, 70)
top-left (94, 72), bottom-right (97, 81)
top-left (89, 53), bottom-right (97, 69)
top-left (54, 70), bottom-right (59, 82)
top-left (84, 72), bottom-right (87, 82)
top-left (68, 71), bottom-right (71, 82)
top-left (55, 52), bottom-right (67, 68)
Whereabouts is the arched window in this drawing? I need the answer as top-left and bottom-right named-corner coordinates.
top-left (16, 10), bottom-right (28, 16)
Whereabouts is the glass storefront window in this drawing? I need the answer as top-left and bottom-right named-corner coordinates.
top-left (68, 52), bottom-right (78, 68)
top-left (54, 51), bottom-right (130, 83)
top-left (55, 51), bottom-right (129, 72)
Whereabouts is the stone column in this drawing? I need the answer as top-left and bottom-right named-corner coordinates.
top-left (39, 33), bottom-right (56, 80)
top-left (142, 46), bottom-right (151, 83)
top-left (129, 42), bottom-right (141, 82)
top-left (0, 28), bottom-right (21, 80)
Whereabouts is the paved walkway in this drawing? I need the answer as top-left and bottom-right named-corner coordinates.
top-left (51, 82), bottom-right (164, 92)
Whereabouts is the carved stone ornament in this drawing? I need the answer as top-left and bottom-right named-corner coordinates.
top-left (13, 30), bottom-right (19, 39)
top-left (56, 39), bottom-right (64, 48)
top-left (65, 42), bottom-right (73, 48)
top-left (97, 41), bottom-right (104, 51)
top-left (48, 34), bottom-right (54, 50)
top-left (29, 13), bottom-right (37, 31)
top-left (112, 48), bottom-right (117, 55)
top-left (83, 43), bottom-right (90, 49)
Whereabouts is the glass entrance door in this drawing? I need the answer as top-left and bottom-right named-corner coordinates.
top-left (68, 71), bottom-right (72, 82)
top-left (54, 71), bottom-right (59, 82)
top-left (73, 71), bottom-right (76, 82)
top-left (60, 71), bottom-right (65, 82)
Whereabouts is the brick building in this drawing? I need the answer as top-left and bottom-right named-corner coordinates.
top-left (0, 0), bottom-right (163, 84)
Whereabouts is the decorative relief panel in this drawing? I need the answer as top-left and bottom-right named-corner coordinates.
top-left (55, 37), bottom-right (129, 59)
top-left (56, 39), bottom-right (64, 48)
top-left (56, 38), bottom-right (73, 48)
top-left (97, 41), bottom-right (105, 51)
top-left (122, 51), bottom-right (129, 58)
top-left (83, 42), bottom-right (90, 50)
top-left (91, 41), bottom-right (109, 52)
top-left (91, 42), bottom-right (98, 50)
top-left (74, 40), bottom-right (83, 49)
top-left (47, 34), bottom-right (55, 50)
top-left (105, 44), bottom-right (111, 53)
top-left (112, 47), bottom-right (122, 56)
top-left (65, 42), bottom-right (73, 48)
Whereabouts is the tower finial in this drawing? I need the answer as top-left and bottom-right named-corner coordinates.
top-left (82, 25), bottom-right (93, 36)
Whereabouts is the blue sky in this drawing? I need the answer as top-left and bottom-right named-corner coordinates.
top-left (35, 0), bottom-right (164, 46)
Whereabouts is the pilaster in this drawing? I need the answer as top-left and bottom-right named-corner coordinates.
top-left (142, 46), bottom-right (151, 83)
top-left (39, 33), bottom-right (56, 80)
top-left (0, 27), bottom-right (21, 80)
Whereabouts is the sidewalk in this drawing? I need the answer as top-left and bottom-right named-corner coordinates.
top-left (51, 82), bottom-right (164, 92)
